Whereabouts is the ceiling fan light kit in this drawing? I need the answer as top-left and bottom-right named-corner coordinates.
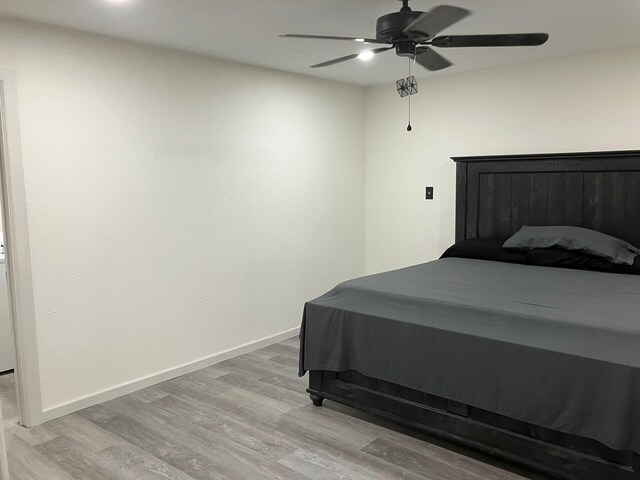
top-left (281, 0), bottom-right (549, 129)
top-left (357, 50), bottom-right (375, 61)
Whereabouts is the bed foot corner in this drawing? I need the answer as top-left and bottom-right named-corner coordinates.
top-left (309, 393), bottom-right (324, 407)
top-left (632, 452), bottom-right (640, 476)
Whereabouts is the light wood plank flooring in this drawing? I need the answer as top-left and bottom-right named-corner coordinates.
top-left (0, 337), bottom-right (544, 479)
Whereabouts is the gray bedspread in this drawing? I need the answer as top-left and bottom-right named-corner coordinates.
top-left (299, 258), bottom-right (640, 454)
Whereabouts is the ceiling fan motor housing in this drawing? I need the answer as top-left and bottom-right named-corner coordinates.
top-left (376, 11), bottom-right (425, 44)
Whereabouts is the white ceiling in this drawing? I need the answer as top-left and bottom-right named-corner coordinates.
top-left (1, 0), bottom-right (640, 86)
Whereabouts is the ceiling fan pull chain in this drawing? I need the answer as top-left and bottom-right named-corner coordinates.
top-left (407, 57), bottom-right (413, 132)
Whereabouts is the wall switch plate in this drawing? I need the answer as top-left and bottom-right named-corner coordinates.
top-left (425, 187), bottom-right (434, 200)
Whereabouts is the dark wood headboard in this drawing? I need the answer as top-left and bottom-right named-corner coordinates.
top-left (453, 150), bottom-right (640, 246)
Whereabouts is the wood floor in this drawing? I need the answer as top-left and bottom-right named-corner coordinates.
top-left (0, 337), bottom-right (544, 480)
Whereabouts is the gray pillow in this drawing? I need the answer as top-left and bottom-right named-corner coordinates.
top-left (503, 226), bottom-right (640, 266)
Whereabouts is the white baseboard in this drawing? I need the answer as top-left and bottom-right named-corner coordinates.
top-left (39, 326), bottom-right (299, 423)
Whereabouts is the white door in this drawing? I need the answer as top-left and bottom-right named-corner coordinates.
top-left (0, 261), bottom-right (13, 373)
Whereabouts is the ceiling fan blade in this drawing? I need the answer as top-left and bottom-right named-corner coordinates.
top-left (431, 33), bottom-right (549, 48)
top-left (403, 5), bottom-right (470, 38)
top-left (280, 34), bottom-right (385, 44)
top-left (311, 53), bottom-right (359, 68)
top-left (311, 46), bottom-right (393, 68)
top-left (415, 47), bottom-right (453, 71)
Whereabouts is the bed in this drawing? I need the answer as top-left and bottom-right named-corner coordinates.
top-left (299, 150), bottom-right (640, 480)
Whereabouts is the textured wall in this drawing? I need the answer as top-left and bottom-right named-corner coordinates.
top-left (365, 46), bottom-right (640, 274)
top-left (0, 18), bottom-right (365, 411)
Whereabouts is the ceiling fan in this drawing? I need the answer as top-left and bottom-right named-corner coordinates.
top-left (280, 0), bottom-right (549, 71)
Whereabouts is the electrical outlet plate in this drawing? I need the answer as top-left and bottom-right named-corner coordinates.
top-left (426, 187), bottom-right (434, 200)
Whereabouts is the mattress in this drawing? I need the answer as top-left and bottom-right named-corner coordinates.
top-left (299, 258), bottom-right (640, 454)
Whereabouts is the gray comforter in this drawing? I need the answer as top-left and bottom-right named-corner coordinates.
top-left (299, 258), bottom-right (640, 454)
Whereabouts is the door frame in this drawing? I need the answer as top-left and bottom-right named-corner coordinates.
top-left (0, 396), bottom-right (9, 479)
top-left (0, 68), bottom-right (43, 427)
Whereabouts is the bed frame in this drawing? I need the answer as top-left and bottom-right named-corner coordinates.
top-left (307, 150), bottom-right (640, 480)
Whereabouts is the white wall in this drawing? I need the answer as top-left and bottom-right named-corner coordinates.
top-left (0, 18), bottom-right (366, 413)
top-left (365, 47), bottom-right (640, 274)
